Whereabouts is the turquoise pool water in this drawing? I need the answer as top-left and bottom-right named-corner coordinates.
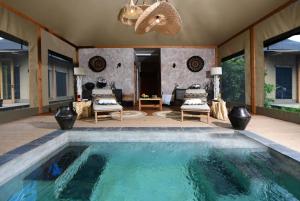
top-left (1, 142), bottom-right (300, 201)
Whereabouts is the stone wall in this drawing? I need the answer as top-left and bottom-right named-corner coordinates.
top-left (79, 48), bottom-right (215, 98)
top-left (161, 48), bottom-right (215, 95)
top-left (79, 48), bottom-right (135, 96)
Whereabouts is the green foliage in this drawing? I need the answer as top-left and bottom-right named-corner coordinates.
top-left (221, 56), bottom-right (245, 104)
top-left (264, 83), bottom-right (275, 108)
top-left (278, 107), bottom-right (300, 113)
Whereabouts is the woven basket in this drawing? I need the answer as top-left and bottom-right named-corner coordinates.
top-left (135, 1), bottom-right (182, 35)
top-left (118, 3), bottom-right (150, 26)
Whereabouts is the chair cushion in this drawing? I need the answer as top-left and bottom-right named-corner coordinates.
top-left (181, 103), bottom-right (210, 111)
top-left (184, 89), bottom-right (208, 102)
top-left (185, 89), bottom-right (206, 94)
top-left (93, 104), bottom-right (122, 111)
top-left (183, 99), bottom-right (203, 105)
top-left (92, 89), bottom-right (113, 95)
top-left (96, 98), bottom-right (117, 105)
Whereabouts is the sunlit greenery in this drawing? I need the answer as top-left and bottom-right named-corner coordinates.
top-left (264, 83), bottom-right (275, 108)
top-left (221, 55), bottom-right (245, 104)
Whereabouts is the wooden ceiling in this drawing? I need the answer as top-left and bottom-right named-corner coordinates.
top-left (1, 0), bottom-right (292, 47)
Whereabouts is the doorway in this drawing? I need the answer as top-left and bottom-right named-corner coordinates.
top-left (276, 67), bottom-right (293, 99)
top-left (0, 60), bottom-right (15, 104)
top-left (135, 49), bottom-right (161, 100)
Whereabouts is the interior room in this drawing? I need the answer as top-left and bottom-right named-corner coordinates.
top-left (0, 1), bottom-right (299, 200)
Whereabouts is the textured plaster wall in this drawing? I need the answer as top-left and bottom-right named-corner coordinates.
top-left (79, 48), bottom-right (135, 95)
top-left (79, 48), bottom-right (215, 97)
top-left (161, 48), bottom-right (215, 95)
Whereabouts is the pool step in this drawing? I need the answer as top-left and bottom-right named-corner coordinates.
top-left (188, 158), bottom-right (218, 201)
top-left (249, 152), bottom-right (300, 200)
top-left (57, 154), bottom-right (107, 200)
top-left (54, 146), bottom-right (107, 200)
top-left (24, 146), bottom-right (87, 181)
top-left (187, 150), bottom-right (251, 200)
top-left (207, 151), bottom-right (250, 195)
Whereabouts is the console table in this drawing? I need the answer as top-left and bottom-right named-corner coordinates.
top-left (138, 98), bottom-right (162, 111)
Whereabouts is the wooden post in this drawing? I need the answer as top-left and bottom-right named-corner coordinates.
top-left (250, 27), bottom-right (256, 114)
top-left (297, 57), bottom-right (300, 103)
top-left (215, 47), bottom-right (219, 66)
top-left (37, 27), bottom-right (43, 114)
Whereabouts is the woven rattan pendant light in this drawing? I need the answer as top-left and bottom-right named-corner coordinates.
top-left (134, 0), bottom-right (182, 35)
top-left (118, 0), bottom-right (150, 26)
top-left (123, 0), bottom-right (143, 20)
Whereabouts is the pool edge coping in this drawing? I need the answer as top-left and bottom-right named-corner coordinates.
top-left (0, 127), bottom-right (299, 168)
top-left (0, 127), bottom-right (221, 166)
top-left (239, 130), bottom-right (300, 163)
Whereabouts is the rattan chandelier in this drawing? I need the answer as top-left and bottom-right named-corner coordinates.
top-left (118, 0), bottom-right (182, 35)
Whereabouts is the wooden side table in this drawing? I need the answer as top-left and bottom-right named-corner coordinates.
top-left (139, 98), bottom-right (162, 111)
top-left (211, 100), bottom-right (228, 120)
top-left (73, 101), bottom-right (92, 119)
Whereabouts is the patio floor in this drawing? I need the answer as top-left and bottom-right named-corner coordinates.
top-left (0, 108), bottom-right (299, 155)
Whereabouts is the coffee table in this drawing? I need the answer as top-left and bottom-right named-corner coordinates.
top-left (138, 98), bottom-right (162, 111)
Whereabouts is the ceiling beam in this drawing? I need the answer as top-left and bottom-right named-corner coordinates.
top-left (0, 1), bottom-right (78, 48)
top-left (77, 45), bottom-right (217, 49)
top-left (218, 0), bottom-right (297, 47)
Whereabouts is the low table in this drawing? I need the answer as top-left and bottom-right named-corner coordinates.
top-left (138, 98), bottom-right (162, 111)
top-left (73, 101), bottom-right (92, 119)
top-left (211, 100), bottom-right (228, 120)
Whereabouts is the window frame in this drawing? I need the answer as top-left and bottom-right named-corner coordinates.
top-left (220, 50), bottom-right (246, 105)
top-left (264, 26), bottom-right (300, 48)
top-left (47, 50), bottom-right (74, 102)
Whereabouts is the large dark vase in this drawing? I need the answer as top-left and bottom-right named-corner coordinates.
top-left (85, 82), bottom-right (95, 91)
top-left (0, 99), bottom-right (2, 107)
top-left (228, 106), bottom-right (251, 130)
top-left (96, 81), bottom-right (107, 88)
top-left (55, 106), bottom-right (77, 130)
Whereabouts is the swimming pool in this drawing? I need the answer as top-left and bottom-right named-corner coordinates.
top-left (0, 128), bottom-right (299, 201)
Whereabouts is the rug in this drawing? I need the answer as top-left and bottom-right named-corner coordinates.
top-left (152, 110), bottom-right (181, 120)
top-left (110, 110), bottom-right (147, 120)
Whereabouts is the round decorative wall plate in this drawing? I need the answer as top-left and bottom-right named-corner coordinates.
top-left (88, 56), bottom-right (106, 72)
top-left (187, 56), bottom-right (205, 72)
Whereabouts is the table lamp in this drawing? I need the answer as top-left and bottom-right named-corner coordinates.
top-left (210, 67), bottom-right (222, 100)
top-left (74, 67), bottom-right (86, 101)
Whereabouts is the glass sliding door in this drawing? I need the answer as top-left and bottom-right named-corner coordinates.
top-left (221, 52), bottom-right (246, 105)
top-left (0, 61), bottom-right (15, 103)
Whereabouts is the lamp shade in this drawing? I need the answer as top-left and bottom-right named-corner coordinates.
top-left (210, 67), bottom-right (222, 76)
top-left (74, 67), bottom-right (86, 76)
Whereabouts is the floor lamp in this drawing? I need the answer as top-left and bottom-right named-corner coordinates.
top-left (74, 67), bottom-right (86, 101)
top-left (210, 67), bottom-right (222, 100)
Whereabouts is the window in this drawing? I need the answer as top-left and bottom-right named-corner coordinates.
top-left (56, 71), bottom-right (67, 97)
top-left (221, 51), bottom-right (246, 105)
top-left (264, 27), bottom-right (300, 112)
top-left (276, 67), bottom-right (292, 99)
top-left (48, 51), bottom-right (73, 101)
top-left (0, 31), bottom-right (29, 105)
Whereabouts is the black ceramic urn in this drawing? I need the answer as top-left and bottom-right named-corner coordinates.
top-left (228, 106), bottom-right (251, 130)
top-left (55, 106), bottom-right (77, 130)
top-left (85, 82), bottom-right (95, 91)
